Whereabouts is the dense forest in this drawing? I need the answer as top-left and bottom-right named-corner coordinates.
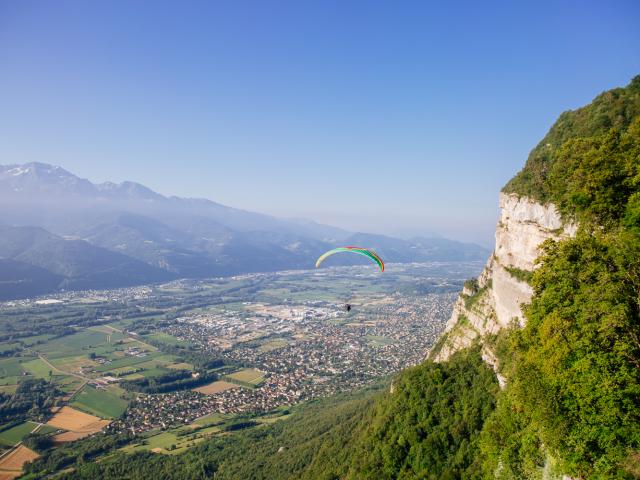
top-left (0, 379), bottom-right (59, 424)
top-left (21, 76), bottom-right (640, 479)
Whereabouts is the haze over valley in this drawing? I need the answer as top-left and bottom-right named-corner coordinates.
top-left (0, 162), bottom-right (487, 300)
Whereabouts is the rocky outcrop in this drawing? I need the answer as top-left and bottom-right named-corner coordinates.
top-left (429, 193), bottom-right (576, 363)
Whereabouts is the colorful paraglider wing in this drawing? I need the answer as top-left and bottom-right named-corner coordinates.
top-left (315, 247), bottom-right (384, 271)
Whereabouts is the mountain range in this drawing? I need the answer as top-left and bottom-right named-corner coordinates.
top-left (0, 163), bottom-right (488, 299)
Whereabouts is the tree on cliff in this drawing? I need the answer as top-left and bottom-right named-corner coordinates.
top-left (482, 78), bottom-right (640, 479)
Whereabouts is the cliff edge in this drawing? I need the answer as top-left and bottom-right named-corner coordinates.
top-left (429, 193), bottom-right (576, 365)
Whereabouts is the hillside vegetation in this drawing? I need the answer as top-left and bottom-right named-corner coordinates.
top-left (482, 77), bottom-right (640, 479)
top-left (504, 75), bottom-right (640, 207)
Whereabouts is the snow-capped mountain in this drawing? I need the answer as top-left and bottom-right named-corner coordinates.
top-left (0, 162), bottom-right (488, 298)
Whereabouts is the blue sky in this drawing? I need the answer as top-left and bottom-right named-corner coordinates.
top-left (1, 1), bottom-right (638, 246)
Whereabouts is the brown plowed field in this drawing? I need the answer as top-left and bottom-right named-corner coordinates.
top-left (46, 406), bottom-right (106, 431)
top-left (46, 406), bottom-right (110, 443)
top-left (0, 445), bottom-right (39, 477)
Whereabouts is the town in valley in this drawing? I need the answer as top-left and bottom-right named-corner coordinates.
top-left (0, 262), bottom-right (481, 472)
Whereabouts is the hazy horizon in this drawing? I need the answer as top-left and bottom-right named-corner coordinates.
top-left (1, 1), bottom-right (639, 246)
top-left (1, 160), bottom-right (480, 247)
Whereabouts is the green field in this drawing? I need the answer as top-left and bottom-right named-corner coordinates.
top-left (0, 358), bottom-right (26, 377)
top-left (0, 343), bottom-right (21, 354)
top-left (193, 412), bottom-right (228, 426)
top-left (145, 431), bottom-right (180, 449)
top-left (122, 431), bottom-right (196, 455)
top-left (146, 332), bottom-right (191, 347)
top-left (0, 376), bottom-right (21, 386)
top-left (122, 425), bottom-right (217, 455)
top-left (19, 334), bottom-right (57, 347)
top-left (55, 376), bottom-right (85, 393)
top-left (109, 332), bottom-right (126, 343)
top-left (95, 353), bottom-right (160, 373)
top-left (364, 335), bottom-right (396, 347)
top-left (226, 368), bottom-right (266, 386)
top-left (50, 355), bottom-right (96, 372)
top-left (0, 385), bottom-right (17, 394)
top-left (0, 421), bottom-right (38, 446)
top-left (257, 338), bottom-right (289, 353)
top-left (37, 331), bottom-right (110, 358)
top-left (137, 367), bottom-right (172, 378)
top-left (193, 425), bottom-right (220, 436)
top-left (71, 385), bottom-right (128, 419)
top-left (166, 362), bottom-right (193, 370)
top-left (21, 358), bottom-right (53, 378)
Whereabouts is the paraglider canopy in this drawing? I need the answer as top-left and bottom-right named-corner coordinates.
top-left (315, 246), bottom-right (384, 272)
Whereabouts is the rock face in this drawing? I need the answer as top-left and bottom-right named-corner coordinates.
top-left (430, 193), bottom-right (576, 363)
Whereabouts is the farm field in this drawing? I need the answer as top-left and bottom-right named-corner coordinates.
top-left (257, 338), bottom-right (289, 353)
top-left (134, 367), bottom-right (170, 378)
top-left (0, 422), bottom-right (38, 446)
top-left (0, 378), bottom-right (19, 388)
top-left (52, 429), bottom-right (99, 443)
top-left (55, 376), bottom-right (85, 394)
top-left (49, 355), bottom-right (96, 372)
top-left (19, 334), bottom-right (56, 347)
top-left (226, 368), bottom-right (265, 386)
top-left (71, 385), bottom-right (128, 419)
top-left (0, 445), bottom-right (39, 478)
top-left (122, 423), bottom-right (222, 456)
top-left (193, 380), bottom-right (239, 395)
top-left (0, 422), bottom-right (59, 447)
top-left (46, 406), bottom-right (109, 434)
top-left (0, 344), bottom-right (20, 355)
top-left (193, 412), bottom-right (229, 426)
top-left (0, 359), bottom-right (24, 378)
top-left (364, 335), bottom-right (396, 347)
top-left (37, 331), bottom-right (110, 358)
top-left (94, 352), bottom-right (161, 373)
top-left (145, 332), bottom-right (191, 347)
top-left (0, 359), bottom-right (26, 386)
top-left (166, 362), bottom-right (193, 370)
top-left (20, 358), bottom-right (52, 379)
top-left (121, 431), bottom-right (194, 455)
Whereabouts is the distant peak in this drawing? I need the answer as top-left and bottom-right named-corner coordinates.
top-left (3, 162), bottom-right (75, 178)
top-left (6, 166), bottom-right (31, 176)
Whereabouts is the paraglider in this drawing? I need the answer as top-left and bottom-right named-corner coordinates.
top-left (315, 246), bottom-right (384, 272)
top-left (315, 246), bottom-right (384, 313)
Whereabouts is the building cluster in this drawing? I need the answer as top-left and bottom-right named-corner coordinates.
top-left (0, 285), bottom-right (153, 309)
top-left (113, 292), bottom-right (456, 434)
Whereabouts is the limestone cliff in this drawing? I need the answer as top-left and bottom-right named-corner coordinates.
top-left (429, 193), bottom-right (576, 364)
